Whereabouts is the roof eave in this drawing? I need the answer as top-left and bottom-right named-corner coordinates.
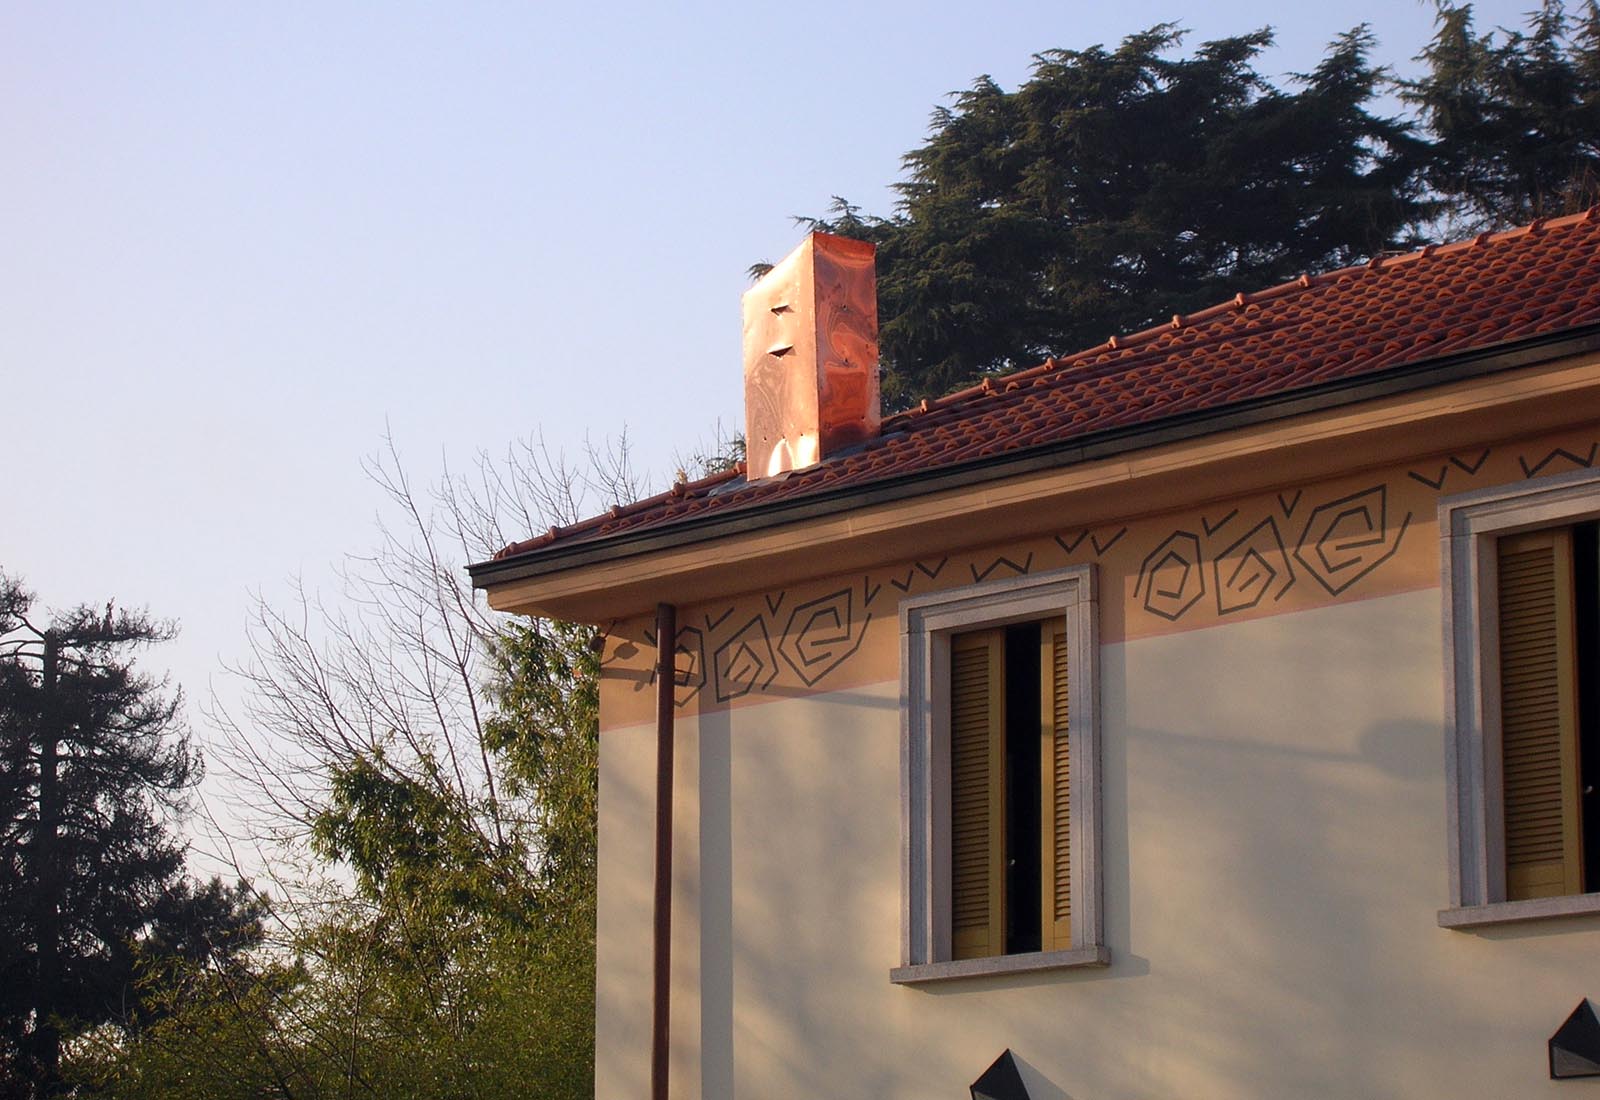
top-left (469, 323), bottom-right (1600, 592)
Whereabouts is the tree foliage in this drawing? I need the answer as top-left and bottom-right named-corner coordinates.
top-left (806, 24), bottom-right (1433, 405)
top-left (70, 902), bottom-right (591, 1100)
top-left (1406, 0), bottom-right (1600, 231)
top-left (120, 877), bottom-right (268, 1035)
top-left (482, 618), bottom-right (599, 922)
top-left (802, 6), bottom-right (1600, 407)
top-left (68, 437), bottom-right (630, 1100)
top-left (0, 574), bottom-right (199, 1096)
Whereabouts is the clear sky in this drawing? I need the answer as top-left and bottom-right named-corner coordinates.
top-left (1, 0), bottom-right (1543, 864)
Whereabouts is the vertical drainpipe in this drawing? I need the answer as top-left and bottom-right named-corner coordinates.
top-left (651, 602), bottom-right (676, 1100)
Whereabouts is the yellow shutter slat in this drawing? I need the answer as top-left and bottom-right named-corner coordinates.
top-left (1039, 622), bottom-right (1072, 952)
top-left (1499, 529), bottom-right (1584, 901)
top-left (950, 629), bottom-right (1006, 959)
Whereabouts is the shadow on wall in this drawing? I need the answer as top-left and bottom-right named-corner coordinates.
top-left (699, 706), bottom-right (733, 1100)
top-left (720, 684), bottom-right (913, 1097)
top-left (592, 729), bottom-right (656, 1099)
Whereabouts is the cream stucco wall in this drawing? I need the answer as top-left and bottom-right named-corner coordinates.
top-left (596, 588), bottom-right (1600, 1098)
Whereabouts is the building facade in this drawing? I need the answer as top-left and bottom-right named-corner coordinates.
top-left (473, 215), bottom-right (1600, 1098)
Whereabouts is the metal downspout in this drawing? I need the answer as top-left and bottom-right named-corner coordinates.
top-left (651, 602), bottom-right (676, 1100)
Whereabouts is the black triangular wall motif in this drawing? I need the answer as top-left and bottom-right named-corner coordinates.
top-left (1550, 999), bottom-right (1600, 1078)
top-left (971, 1048), bottom-right (1031, 1100)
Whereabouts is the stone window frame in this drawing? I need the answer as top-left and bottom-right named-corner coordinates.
top-left (1439, 465), bottom-right (1600, 929)
top-left (892, 565), bottom-right (1108, 983)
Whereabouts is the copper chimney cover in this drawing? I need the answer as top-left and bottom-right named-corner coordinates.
top-left (742, 232), bottom-right (880, 479)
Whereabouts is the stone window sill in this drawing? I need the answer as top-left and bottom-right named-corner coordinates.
top-left (890, 945), bottom-right (1111, 985)
top-left (1438, 893), bottom-right (1600, 929)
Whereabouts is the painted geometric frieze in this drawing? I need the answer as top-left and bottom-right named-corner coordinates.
top-left (1136, 532), bottom-right (1205, 622)
top-left (970, 553), bottom-right (1034, 583)
top-left (672, 626), bottom-right (706, 699)
top-left (1128, 483), bottom-right (1416, 624)
top-left (1054, 527), bottom-right (1127, 557)
top-left (602, 428), bottom-right (1600, 724)
top-left (1291, 485), bottom-right (1412, 597)
top-left (777, 588), bottom-right (871, 687)
top-left (711, 615), bottom-right (779, 703)
top-left (1407, 448), bottom-right (1491, 489)
top-left (1213, 516), bottom-right (1295, 615)
top-left (886, 557), bottom-right (948, 594)
top-left (642, 624), bottom-right (707, 704)
top-left (1520, 442), bottom-right (1597, 477)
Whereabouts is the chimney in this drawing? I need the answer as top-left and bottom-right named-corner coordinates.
top-left (742, 232), bottom-right (880, 479)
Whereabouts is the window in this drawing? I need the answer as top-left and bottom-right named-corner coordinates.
top-left (1498, 524), bottom-right (1600, 899)
top-left (1440, 467), bottom-right (1600, 928)
top-left (893, 567), bottom-right (1105, 982)
top-left (949, 621), bottom-right (1071, 958)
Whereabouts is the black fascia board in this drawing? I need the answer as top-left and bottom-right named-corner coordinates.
top-left (468, 324), bottom-right (1600, 590)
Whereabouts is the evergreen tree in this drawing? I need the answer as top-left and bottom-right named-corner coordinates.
top-left (805, 25), bottom-right (1434, 406)
top-left (123, 876), bottom-right (268, 1034)
top-left (1407, 0), bottom-right (1600, 231)
top-left (0, 573), bottom-right (196, 1096)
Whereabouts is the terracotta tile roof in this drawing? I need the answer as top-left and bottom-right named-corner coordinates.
top-left (491, 210), bottom-right (1600, 562)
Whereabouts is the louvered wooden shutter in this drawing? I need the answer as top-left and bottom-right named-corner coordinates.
top-left (1499, 528), bottom-right (1584, 901)
top-left (1039, 622), bottom-right (1072, 951)
top-left (950, 630), bottom-right (1006, 959)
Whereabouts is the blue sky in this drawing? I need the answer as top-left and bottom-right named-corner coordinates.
top-left (1, 0), bottom-right (1543, 855)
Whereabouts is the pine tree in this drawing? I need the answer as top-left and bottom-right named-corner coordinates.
top-left (1407, 0), bottom-right (1600, 231)
top-left (805, 25), bottom-right (1433, 407)
top-left (0, 573), bottom-right (196, 1097)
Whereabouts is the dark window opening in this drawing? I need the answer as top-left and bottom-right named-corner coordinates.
top-left (1003, 622), bottom-right (1041, 954)
top-left (1575, 520), bottom-right (1600, 890)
